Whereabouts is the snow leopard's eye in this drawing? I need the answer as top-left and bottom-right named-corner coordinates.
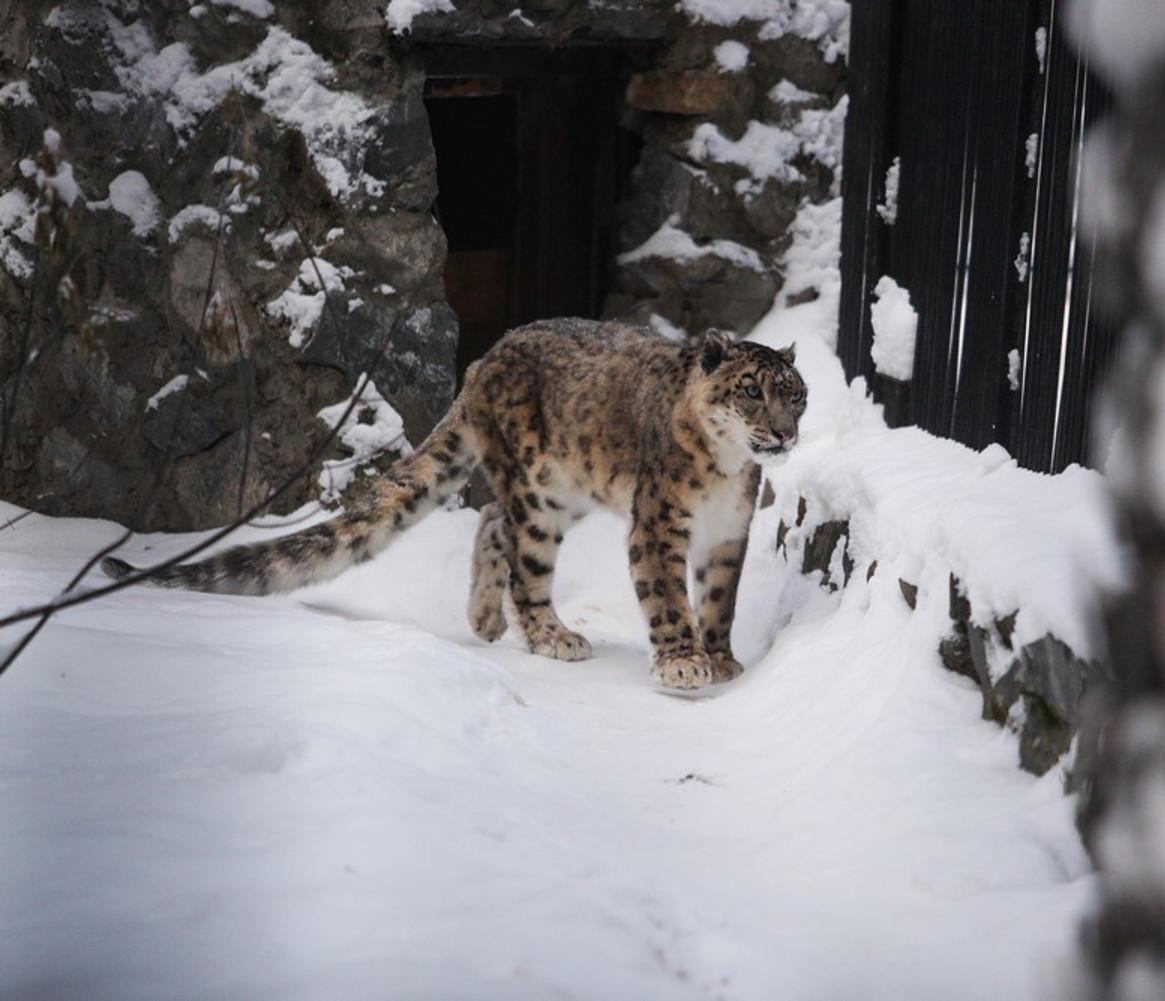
top-left (743, 383), bottom-right (763, 401)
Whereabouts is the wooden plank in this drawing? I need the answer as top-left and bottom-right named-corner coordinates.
top-left (838, 0), bottom-right (898, 388)
top-left (1013, 0), bottom-right (1080, 470)
top-left (1051, 75), bottom-right (1117, 470)
top-left (891, 0), bottom-right (977, 435)
top-left (950, 0), bottom-right (1042, 450)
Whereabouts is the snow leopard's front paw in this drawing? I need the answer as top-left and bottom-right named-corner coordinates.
top-left (528, 627), bottom-right (593, 662)
top-left (710, 652), bottom-right (744, 683)
top-left (652, 653), bottom-right (713, 690)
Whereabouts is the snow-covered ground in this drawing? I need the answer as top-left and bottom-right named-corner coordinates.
top-left (0, 283), bottom-right (1113, 999)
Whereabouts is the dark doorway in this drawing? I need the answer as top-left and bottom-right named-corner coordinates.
top-left (423, 47), bottom-right (648, 384)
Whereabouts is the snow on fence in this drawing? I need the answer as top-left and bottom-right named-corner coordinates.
top-left (838, 0), bottom-right (1116, 473)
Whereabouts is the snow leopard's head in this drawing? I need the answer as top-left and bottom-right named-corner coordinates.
top-left (694, 330), bottom-right (807, 464)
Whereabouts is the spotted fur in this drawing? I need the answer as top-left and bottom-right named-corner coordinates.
top-left (104, 320), bottom-right (806, 689)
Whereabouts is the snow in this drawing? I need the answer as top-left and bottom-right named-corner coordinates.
top-left (1015, 231), bottom-right (1032, 283)
top-left (680, 0), bottom-right (850, 63)
top-left (775, 195), bottom-right (843, 348)
top-left (145, 374), bottom-right (190, 411)
top-left (0, 454), bottom-right (1103, 1000)
top-left (0, 79), bottom-right (34, 107)
top-left (384, 0), bottom-right (455, 33)
top-left (0, 189), bottom-right (36, 279)
top-left (167, 204), bottom-right (227, 243)
top-left (206, 0), bottom-right (274, 17)
top-left (1008, 348), bottom-right (1023, 392)
top-left (1035, 26), bottom-right (1048, 74)
top-left (689, 98), bottom-right (847, 196)
top-left (317, 376), bottom-right (412, 503)
top-left (213, 156), bottom-right (260, 181)
top-left (93, 170), bottom-right (161, 238)
top-left (712, 40), bottom-right (749, 73)
top-left (869, 275), bottom-right (918, 381)
top-left (265, 228), bottom-right (299, 254)
top-left (267, 257), bottom-right (355, 348)
top-left (618, 216), bottom-right (765, 273)
top-left (649, 314), bottom-right (688, 341)
top-left (97, 18), bottom-right (378, 199)
top-left (1026, 132), bottom-right (1040, 178)
top-left (768, 79), bottom-right (815, 104)
top-left (38, 129), bottom-right (79, 207)
top-left (876, 155), bottom-right (900, 225)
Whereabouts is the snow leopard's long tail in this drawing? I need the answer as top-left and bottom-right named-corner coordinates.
top-left (101, 403), bottom-right (478, 596)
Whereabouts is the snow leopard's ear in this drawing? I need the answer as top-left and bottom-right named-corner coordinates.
top-left (701, 329), bottom-right (734, 374)
top-left (778, 343), bottom-right (797, 366)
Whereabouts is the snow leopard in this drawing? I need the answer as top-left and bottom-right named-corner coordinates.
top-left (103, 319), bottom-right (807, 690)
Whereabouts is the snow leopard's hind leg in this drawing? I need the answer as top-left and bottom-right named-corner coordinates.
top-left (469, 502), bottom-right (508, 642)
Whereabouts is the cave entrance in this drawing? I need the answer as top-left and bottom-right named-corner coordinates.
top-left (423, 46), bottom-right (648, 384)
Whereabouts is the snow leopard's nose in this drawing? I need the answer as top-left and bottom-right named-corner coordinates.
top-left (773, 428), bottom-right (797, 448)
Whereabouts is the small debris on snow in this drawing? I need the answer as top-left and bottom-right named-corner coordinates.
top-left (713, 40), bottom-right (750, 73)
top-left (317, 375), bottom-right (411, 503)
top-left (869, 275), bottom-right (917, 381)
top-left (618, 216), bottom-right (765, 273)
top-left (1007, 348), bottom-right (1022, 392)
top-left (145, 374), bottom-right (190, 411)
top-left (1014, 232), bottom-right (1031, 284)
top-left (876, 156), bottom-right (900, 225)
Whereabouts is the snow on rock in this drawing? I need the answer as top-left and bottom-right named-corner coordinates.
top-left (876, 156), bottom-right (900, 225)
top-left (751, 293), bottom-right (1123, 664)
top-left (317, 376), bottom-right (412, 503)
top-left (385, 0), bottom-right (455, 33)
top-left (205, 0), bottom-right (274, 17)
top-left (689, 120), bottom-right (803, 192)
top-left (769, 79), bottom-right (815, 104)
top-left (713, 40), bottom-right (750, 73)
top-left (618, 215), bottom-right (765, 272)
top-left (145, 374), bottom-right (190, 411)
top-left (649, 313), bottom-right (687, 341)
top-left (267, 257), bottom-right (354, 348)
top-left (0, 189), bottom-right (36, 279)
top-left (37, 129), bottom-right (79, 207)
top-left (0, 79), bottom-right (35, 107)
top-left (689, 98), bottom-right (848, 196)
top-left (680, 0), bottom-right (850, 63)
top-left (167, 204), bottom-right (227, 243)
top-left (97, 17), bottom-right (377, 199)
top-left (93, 170), bottom-right (161, 238)
top-left (869, 275), bottom-right (918, 381)
top-left (776, 195), bottom-right (843, 347)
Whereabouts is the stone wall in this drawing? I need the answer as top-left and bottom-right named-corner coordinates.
top-left (0, 0), bottom-right (846, 530)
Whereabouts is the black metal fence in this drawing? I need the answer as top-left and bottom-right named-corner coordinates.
top-left (838, 0), bottom-right (1116, 472)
